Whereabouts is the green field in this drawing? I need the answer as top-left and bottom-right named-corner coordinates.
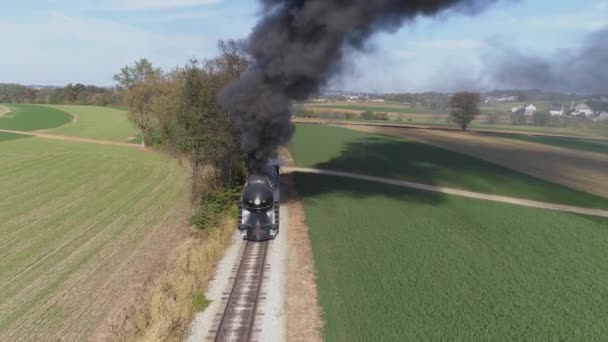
top-left (0, 136), bottom-right (188, 341)
top-left (0, 104), bottom-right (73, 131)
top-left (296, 173), bottom-right (608, 341)
top-left (44, 105), bottom-right (137, 141)
top-left (478, 132), bottom-right (608, 156)
top-left (0, 131), bottom-right (30, 142)
top-left (290, 124), bottom-right (608, 209)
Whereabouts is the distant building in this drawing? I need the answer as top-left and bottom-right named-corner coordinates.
top-left (486, 95), bottom-right (518, 103)
top-left (525, 104), bottom-right (537, 116)
top-left (596, 112), bottom-right (608, 121)
top-left (549, 106), bottom-right (565, 116)
top-left (572, 103), bottom-right (594, 117)
top-left (511, 105), bottom-right (524, 113)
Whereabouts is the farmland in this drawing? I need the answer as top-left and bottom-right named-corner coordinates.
top-left (45, 105), bottom-right (137, 141)
top-left (478, 131), bottom-right (608, 156)
top-left (290, 124), bottom-right (608, 340)
top-left (295, 173), bottom-right (608, 341)
top-left (0, 131), bottom-right (189, 340)
top-left (0, 104), bottom-right (73, 131)
top-left (290, 124), bottom-right (608, 208)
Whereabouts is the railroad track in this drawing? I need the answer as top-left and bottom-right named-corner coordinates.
top-left (211, 241), bottom-right (269, 342)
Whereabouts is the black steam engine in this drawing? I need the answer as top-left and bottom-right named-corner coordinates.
top-left (237, 161), bottom-right (280, 241)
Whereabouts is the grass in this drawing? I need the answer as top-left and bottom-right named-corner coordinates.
top-left (290, 124), bottom-right (608, 209)
top-left (44, 105), bottom-right (137, 141)
top-left (478, 132), bottom-right (608, 156)
top-left (295, 173), bottom-right (608, 341)
top-left (0, 137), bottom-right (189, 341)
top-left (0, 131), bottom-right (31, 142)
top-left (0, 104), bottom-right (73, 131)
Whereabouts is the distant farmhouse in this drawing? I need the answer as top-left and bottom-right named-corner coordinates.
top-left (571, 103), bottom-right (595, 117)
top-left (595, 112), bottom-right (608, 121)
top-left (549, 106), bottom-right (565, 116)
top-left (511, 105), bottom-right (524, 113)
top-left (525, 104), bottom-right (537, 116)
top-left (485, 95), bottom-right (518, 103)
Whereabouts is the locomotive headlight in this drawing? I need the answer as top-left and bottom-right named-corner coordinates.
top-left (254, 198), bottom-right (261, 206)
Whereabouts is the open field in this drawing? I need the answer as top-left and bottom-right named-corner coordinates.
top-left (339, 124), bottom-right (608, 198)
top-left (0, 137), bottom-right (189, 341)
top-left (0, 131), bottom-right (30, 142)
top-left (0, 104), bottom-right (73, 131)
top-left (295, 173), bottom-right (608, 341)
top-left (290, 124), bottom-right (608, 208)
top-left (45, 105), bottom-right (137, 142)
top-left (478, 131), bottom-right (608, 156)
top-left (0, 104), bottom-right (11, 117)
top-left (303, 115), bottom-right (608, 138)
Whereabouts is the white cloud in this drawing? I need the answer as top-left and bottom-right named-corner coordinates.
top-left (595, 1), bottom-right (608, 10)
top-left (415, 39), bottom-right (484, 50)
top-left (109, 0), bottom-right (223, 10)
top-left (523, 13), bottom-right (608, 31)
top-left (0, 12), bottom-right (210, 85)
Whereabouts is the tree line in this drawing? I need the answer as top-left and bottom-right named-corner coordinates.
top-left (115, 40), bottom-right (248, 204)
top-left (0, 83), bottom-right (124, 106)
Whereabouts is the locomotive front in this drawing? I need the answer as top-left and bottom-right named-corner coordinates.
top-left (238, 174), bottom-right (280, 241)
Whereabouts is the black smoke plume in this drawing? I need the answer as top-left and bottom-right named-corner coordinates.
top-left (485, 27), bottom-right (608, 95)
top-left (219, 0), bottom-right (498, 173)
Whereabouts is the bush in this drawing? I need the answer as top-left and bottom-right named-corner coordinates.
top-left (361, 110), bottom-right (375, 120)
top-left (374, 112), bottom-right (389, 121)
top-left (191, 188), bottom-right (239, 229)
top-left (192, 294), bottom-right (210, 311)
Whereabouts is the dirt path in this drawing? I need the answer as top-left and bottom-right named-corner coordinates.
top-left (0, 104), bottom-right (11, 117)
top-left (0, 129), bottom-right (140, 149)
top-left (338, 124), bottom-right (608, 198)
top-left (285, 167), bottom-right (608, 218)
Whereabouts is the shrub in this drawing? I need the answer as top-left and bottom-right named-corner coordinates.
top-left (361, 110), bottom-right (375, 120)
top-left (191, 188), bottom-right (239, 229)
top-left (192, 294), bottom-right (210, 311)
top-left (374, 112), bottom-right (389, 121)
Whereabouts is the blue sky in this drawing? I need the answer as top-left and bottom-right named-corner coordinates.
top-left (0, 0), bottom-right (606, 92)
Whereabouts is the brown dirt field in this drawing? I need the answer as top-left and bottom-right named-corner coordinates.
top-left (340, 124), bottom-right (608, 198)
top-left (0, 104), bottom-right (10, 117)
top-left (105, 216), bottom-right (236, 342)
top-left (280, 150), bottom-right (323, 342)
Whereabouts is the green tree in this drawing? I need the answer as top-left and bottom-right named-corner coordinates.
top-left (115, 59), bottom-right (164, 147)
top-left (449, 92), bottom-right (481, 130)
top-left (113, 58), bottom-right (161, 89)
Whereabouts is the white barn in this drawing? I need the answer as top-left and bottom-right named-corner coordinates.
top-left (573, 103), bottom-right (594, 117)
top-left (525, 104), bottom-right (537, 116)
top-left (549, 106), bottom-right (564, 116)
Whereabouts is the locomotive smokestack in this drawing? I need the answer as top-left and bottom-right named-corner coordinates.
top-left (219, 0), bottom-right (500, 171)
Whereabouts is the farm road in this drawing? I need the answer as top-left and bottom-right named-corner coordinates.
top-left (338, 124), bottom-right (608, 198)
top-left (0, 128), bottom-right (139, 149)
top-left (284, 167), bottom-right (608, 218)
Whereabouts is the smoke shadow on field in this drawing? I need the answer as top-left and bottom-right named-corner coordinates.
top-left (283, 136), bottom-right (454, 206)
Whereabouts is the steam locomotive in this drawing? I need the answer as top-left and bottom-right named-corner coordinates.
top-left (237, 161), bottom-right (281, 241)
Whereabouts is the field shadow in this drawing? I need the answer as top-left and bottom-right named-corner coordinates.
top-left (283, 136), bottom-right (452, 205)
